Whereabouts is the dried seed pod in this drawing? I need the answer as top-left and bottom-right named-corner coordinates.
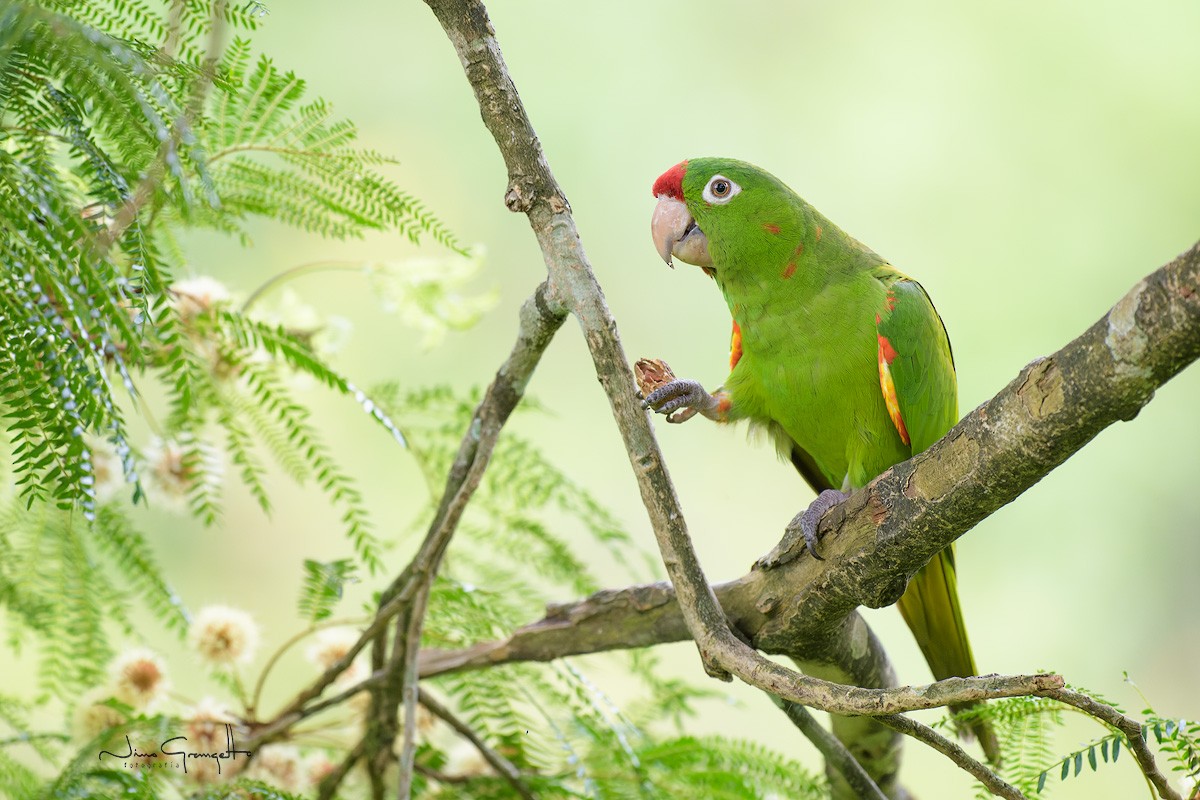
top-left (634, 357), bottom-right (676, 396)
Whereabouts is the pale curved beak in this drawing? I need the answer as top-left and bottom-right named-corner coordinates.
top-left (651, 195), bottom-right (711, 269)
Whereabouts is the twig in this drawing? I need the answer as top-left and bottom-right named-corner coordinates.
top-left (773, 697), bottom-right (887, 800)
top-left (248, 616), bottom-right (367, 721)
top-left (94, 0), bottom-right (227, 253)
top-left (420, 2), bottom-right (1200, 796)
top-left (386, 283), bottom-right (566, 797)
top-left (415, 763), bottom-right (468, 784)
top-left (421, 0), bottom-right (1200, 731)
top-left (240, 260), bottom-right (365, 312)
top-left (419, 690), bottom-right (537, 800)
top-left (246, 284), bottom-right (565, 755)
top-left (876, 714), bottom-right (1025, 800)
top-left (1041, 688), bottom-right (1183, 800)
top-left (393, 599), bottom-right (425, 798)
top-left (366, 626), bottom-right (388, 800)
top-left (316, 733), bottom-right (369, 800)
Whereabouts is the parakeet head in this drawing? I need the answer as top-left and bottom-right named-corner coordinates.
top-left (650, 158), bottom-right (803, 273)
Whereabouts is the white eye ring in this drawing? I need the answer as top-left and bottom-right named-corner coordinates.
top-left (702, 174), bottom-right (741, 204)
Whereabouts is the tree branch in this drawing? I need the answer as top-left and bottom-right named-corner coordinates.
top-left (377, 282), bottom-right (567, 797)
top-left (414, 247), bottom-right (1200, 680)
top-left (316, 734), bottom-right (369, 800)
top-left (774, 697), bottom-right (889, 800)
top-left (419, 691), bottom-right (536, 800)
top-left (424, 0), bottom-right (1200, 717)
top-left (875, 714), bottom-right (1025, 800)
top-left (421, 0), bottom-right (1200, 795)
top-left (247, 284), bottom-right (565, 754)
top-left (1040, 688), bottom-right (1183, 800)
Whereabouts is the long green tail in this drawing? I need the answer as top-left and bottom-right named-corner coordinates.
top-left (787, 444), bottom-right (999, 761)
top-left (897, 546), bottom-right (1001, 763)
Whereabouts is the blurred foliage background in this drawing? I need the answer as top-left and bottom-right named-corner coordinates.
top-left (7, 1), bottom-right (1199, 797)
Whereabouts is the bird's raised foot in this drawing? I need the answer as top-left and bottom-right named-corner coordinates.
top-left (754, 489), bottom-right (848, 570)
top-left (641, 378), bottom-right (717, 424)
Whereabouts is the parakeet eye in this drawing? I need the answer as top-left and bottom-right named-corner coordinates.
top-left (703, 175), bottom-right (741, 204)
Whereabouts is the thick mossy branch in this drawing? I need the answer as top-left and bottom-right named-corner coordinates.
top-left (757, 242), bottom-right (1200, 649)
top-left (421, 242), bottom-right (1200, 680)
top-left (422, 0), bottom-right (1200, 793)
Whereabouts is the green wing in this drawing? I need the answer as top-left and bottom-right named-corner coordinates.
top-left (874, 268), bottom-right (1000, 761)
top-left (873, 270), bottom-right (958, 454)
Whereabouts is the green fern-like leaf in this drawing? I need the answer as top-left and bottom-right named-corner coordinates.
top-left (0, 694), bottom-right (63, 799)
top-left (212, 309), bottom-right (408, 447)
top-left (636, 735), bottom-right (826, 800)
top-left (947, 696), bottom-right (1063, 798)
top-left (92, 504), bottom-right (190, 633)
top-left (298, 558), bottom-right (358, 624)
top-left (197, 54), bottom-right (466, 251)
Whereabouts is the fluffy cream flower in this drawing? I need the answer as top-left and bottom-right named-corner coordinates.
top-left (142, 436), bottom-right (222, 511)
top-left (188, 605), bottom-right (260, 666)
top-left (72, 687), bottom-right (126, 741)
top-left (443, 741), bottom-right (490, 777)
top-left (184, 696), bottom-right (237, 752)
top-left (248, 743), bottom-right (304, 792)
top-left (182, 697), bottom-right (245, 783)
top-left (107, 647), bottom-right (169, 709)
top-left (171, 276), bottom-right (231, 324)
top-left (305, 627), bottom-right (361, 672)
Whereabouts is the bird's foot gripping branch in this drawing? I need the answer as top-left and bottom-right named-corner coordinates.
top-left (415, 0), bottom-right (1200, 798)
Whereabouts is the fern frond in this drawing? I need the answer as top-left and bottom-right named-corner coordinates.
top-left (92, 504), bottom-right (190, 634)
top-left (196, 55), bottom-right (465, 251)
top-left (298, 558), bottom-right (358, 625)
top-left (234, 356), bottom-right (383, 573)
top-left (33, 515), bottom-right (117, 697)
top-left (213, 309), bottom-right (408, 447)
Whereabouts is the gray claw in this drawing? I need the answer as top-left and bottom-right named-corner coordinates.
top-left (754, 489), bottom-right (848, 570)
top-left (642, 379), bottom-right (711, 420)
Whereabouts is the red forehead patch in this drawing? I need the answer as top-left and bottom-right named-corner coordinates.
top-left (652, 160), bottom-right (688, 199)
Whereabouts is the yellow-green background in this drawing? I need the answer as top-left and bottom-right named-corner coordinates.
top-left (13, 1), bottom-right (1200, 797)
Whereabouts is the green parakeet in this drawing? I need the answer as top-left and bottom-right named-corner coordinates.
top-left (644, 157), bottom-right (998, 760)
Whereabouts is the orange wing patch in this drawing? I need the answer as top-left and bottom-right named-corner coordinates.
top-left (781, 241), bottom-right (804, 280)
top-left (730, 320), bottom-right (743, 370)
top-left (877, 333), bottom-right (910, 446)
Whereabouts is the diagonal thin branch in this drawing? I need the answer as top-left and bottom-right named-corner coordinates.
top-left (316, 733), bottom-right (370, 800)
top-left (421, 0), bottom-right (1200, 725)
top-left (384, 282), bottom-right (567, 798)
top-left (875, 714), bottom-right (1025, 800)
top-left (774, 697), bottom-right (888, 800)
top-left (247, 284), bottom-right (565, 753)
top-left (419, 691), bottom-right (536, 800)
top-left (1040, 688), bottom-right (1183, 800)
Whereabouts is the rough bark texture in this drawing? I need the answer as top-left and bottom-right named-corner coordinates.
top-left (421, 241), bottom-right (1200, 682)
top-left (230, 1), bottom-right (1200, 795)
top-left (418, 0), bottom-right (1200, 796)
